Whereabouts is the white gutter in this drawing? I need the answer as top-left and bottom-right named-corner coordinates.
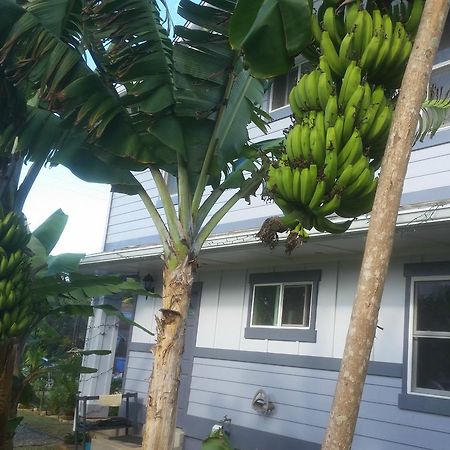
top-left (81, 200), bottom-right (450, 266)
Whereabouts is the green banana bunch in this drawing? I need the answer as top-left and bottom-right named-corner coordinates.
top-left (315, 4), bottom-right (419, 87)
top-left (0, 211), bottom-right (33, 341)
top-left (262, 0), bottom-right (423, 250)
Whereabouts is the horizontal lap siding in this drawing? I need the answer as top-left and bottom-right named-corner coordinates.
top-left (103, 125), bottom-right (450, 251)
top-left (403, 141), bottom-right (450, 200)
top-left (187, 358), bottom-right (450, 450)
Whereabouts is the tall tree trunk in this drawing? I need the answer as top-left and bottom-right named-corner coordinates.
top-left (0, 340), bottom-right (16, 450)
top-left (322, 3), bottom-right (450, 450)
top-left (142, 256), bottom-right (195, 450)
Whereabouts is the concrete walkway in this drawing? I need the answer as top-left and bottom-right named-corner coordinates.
top-left (91, 436), bottom-right (141, 449)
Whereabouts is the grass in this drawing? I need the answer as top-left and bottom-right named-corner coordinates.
top-left (16, 409), bottom-right (75, 449)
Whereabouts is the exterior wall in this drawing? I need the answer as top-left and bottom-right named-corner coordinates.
top-left (102, 33), bottom-right (450, 252)
top-left (185, 357), bottom-right (450, 450)
top-left (119, 253), bottom-right (450, 449)
top-left (122, 349), bottom-right (153, 423)
top-left (97, 20), bottom-right (450, 449)
top-left (194, 257), bottom-right (406, 363)
top-left (103, 133), bottom-right (450, 252)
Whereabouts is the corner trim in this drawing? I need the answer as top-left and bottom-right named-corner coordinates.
top-left (183, 414), bottom-right (321, 450)
top-left (193, 347), bottom-right (402, 378)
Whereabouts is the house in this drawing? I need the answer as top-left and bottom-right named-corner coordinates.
top-left (78, 20), bottom-right (450, 450)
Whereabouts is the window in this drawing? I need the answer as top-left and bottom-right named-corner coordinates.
top-left (267, 60), bottom-right (313, 113)
top-left (400, 262), bottom-right (450, 416)
top-left (251, 283), bottom-right (312, 327)
top-left (155, 172), bottom-right (177, 209)
top-left (409, 278), bottom-right (450, 397)
top-left (165, 172), bottom-right (178, 196)
top-left (429, 61), bottom-right (450, 128)
top-left (427, 18), bottom-right (450, 129)
top-left (245, 271), bottom-right (320, 342)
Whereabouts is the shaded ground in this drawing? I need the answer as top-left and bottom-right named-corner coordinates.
top-left (14, 410), bottom-right (73, 449)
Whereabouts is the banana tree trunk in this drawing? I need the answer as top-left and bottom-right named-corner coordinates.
top-left (0, 340), bottom-right (16, 450)
top-left (142, 257), bottom-right (195, 450)
top-left (321, 3), bottom-right (450, 450)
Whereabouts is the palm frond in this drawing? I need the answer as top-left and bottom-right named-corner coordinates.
top-left (417, 85), bottom-right (450, 142)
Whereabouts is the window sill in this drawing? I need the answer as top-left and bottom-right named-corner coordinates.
top-left (244, 327), bottom-right (317, 342)
top-left (398, 393), bottom-right (450, 417)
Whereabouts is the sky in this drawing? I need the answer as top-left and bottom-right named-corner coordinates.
top-left (22, 1), bottom-right (182, 256)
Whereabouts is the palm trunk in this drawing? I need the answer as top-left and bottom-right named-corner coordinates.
top-left (0, 340), bottom-right (16, 450)
top-left (142, 257), bottom-right (195, 450)
top-left (321, 3), bottom-right (449, 450)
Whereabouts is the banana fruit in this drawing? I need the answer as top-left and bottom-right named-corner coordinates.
top-left (261, 0), bottom-right (423, 250)
top-left (0, 211), bottom-right (33, 341)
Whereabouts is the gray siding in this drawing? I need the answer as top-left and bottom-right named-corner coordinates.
top-left (122, 350), bottom-right (153, 423)
top-left (187, 357), bottom-right (450, 450)
top-left (103, 135), bottom-right (450, 252)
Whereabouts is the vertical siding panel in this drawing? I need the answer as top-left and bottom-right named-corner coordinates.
top-left (196, 272), bottom-right (222, 348)
top-left (372, 259), bottom-right (405, 363)
top-left (333, 259), bottom-right (361, 358)
top-left (214, 270), bottom-right (247, 350)
top-left (131, 294), bottom-right (160, 344)
top-left (301, 262), bottom-right (338, 357)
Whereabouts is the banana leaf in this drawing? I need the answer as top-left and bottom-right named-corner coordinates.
top-left (229, 0), bottom-right (313, 78)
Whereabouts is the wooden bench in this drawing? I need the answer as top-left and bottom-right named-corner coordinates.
top-left (74, 392), bottom-right (138, 449)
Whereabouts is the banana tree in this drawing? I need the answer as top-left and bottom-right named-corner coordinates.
top-left (0, 0), bottom-right (311, 448)
top-left (2, 208), bottom-right (153, 447)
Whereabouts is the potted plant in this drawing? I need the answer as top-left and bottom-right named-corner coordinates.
top-left (83, 432), bottom-right (92, 450)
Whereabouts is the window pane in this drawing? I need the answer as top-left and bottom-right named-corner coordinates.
top-left (166, 173), bottom-right (178, 195)
top-left (252, 285), bottom-right (280, 326)
top-left (271, 66), bottom-right (298, 111)
top-left (415, 280), bottom-right (450, 332)
top-left (415, 337), bottom-right (450, 393)
top-left (429, 64), bottom-right (450, 127)
top-left (281, 285), bottom-right (311, 326)
top-left (271, 76), bottom-right (288, 110)
top-left (299, 61), bottom-right (313, 76)
top-left (434, 20), bottom-right (450, 64)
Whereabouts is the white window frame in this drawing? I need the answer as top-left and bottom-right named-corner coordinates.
top-left (249, 281), bottom-right (314, 329)
top-left (407, 275), bottom-right (450, 399)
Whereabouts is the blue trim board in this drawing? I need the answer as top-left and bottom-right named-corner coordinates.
top-left (192, 347), bottom-right (402, 378)
top-left (398, 393), bottom-right (450, 417)
top-left (182, 414), bottom-right (320, 450)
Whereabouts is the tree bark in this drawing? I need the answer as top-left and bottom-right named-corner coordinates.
top-left (142, 256), bottom-right (195, 450)
top-left (0, 340), bottom-right (17, 450)
top-left (321, 3), bottom-right (450, 450)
